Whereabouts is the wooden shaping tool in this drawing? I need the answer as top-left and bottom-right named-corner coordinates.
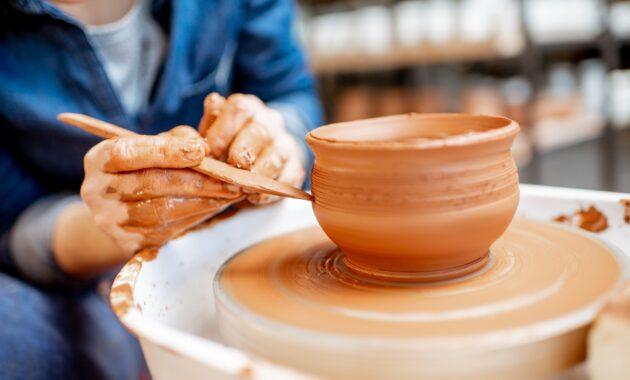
top-left (58, 113), bottom-right (313, 202)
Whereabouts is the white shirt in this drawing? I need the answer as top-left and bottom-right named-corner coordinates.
top-left (85, 0), bottom-right (166, 116)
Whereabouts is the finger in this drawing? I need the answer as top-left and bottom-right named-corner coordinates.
top-left (108, 168), bottom-right (242, 201)
top-left (277, 134), bottom-right (308, 190)
top-left (248, 143), bottom-right (286, 180)
top-left (276, 155), bottom-right (307, 189)
top-left (245, 143), bottom-right (286, 205)
top-left (203, 94), bottom-right (264, 159)
top-left (100, 135), bottom-right (208, 173)
top-left (228, 108), bottom-right (284, 169)
top-left (227, 119), bottom-right (273, 169)
top-left (248, 156), bottom-right (306, 205)
top-left (246, 191), bottom-right (279, 206)
top-left (247, 135), bottom-right (305, 206)
top-left (161, 125), bottom-right (210, 154)
top-left (123, 197), bottom-right (232, 227)
top-left (162, 125), bottom-right (200, 139)
top-left (198, 93), bottom-right (226, 136)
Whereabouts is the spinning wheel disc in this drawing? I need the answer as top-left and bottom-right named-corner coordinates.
top-left (215, 218), bottom-right (624, 379)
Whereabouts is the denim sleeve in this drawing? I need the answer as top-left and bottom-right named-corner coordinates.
top-left (232, 0), bottom-right (323, 149)
top-left (0, 142), bottom-right (47, 272)
top-left (0, 143), bottom-right (89, 288)
top-left (10, 194), bottom-right (90, 288)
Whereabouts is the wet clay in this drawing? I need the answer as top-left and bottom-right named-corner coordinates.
top-left (554, 205), bottom-right (608, 233)
top-left (121, 195), bottom-right (241, 250)
top-left (110, 247), bottom-right (159, 318)
top-left (306, 114), bottom-right (520, 280)
top-left (110, 204), bottom-right (251, 319)
top-left (99, 146), bottom-right (245, 251)
top-left (216, 218), bottom-right (621, 338)
top-left (621, 199), bottom-right (630, 224)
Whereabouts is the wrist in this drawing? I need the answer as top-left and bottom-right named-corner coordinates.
top-left (10, 194), bottom-right (93, 287)
top-left (53, 201), bottom-right (129, 279)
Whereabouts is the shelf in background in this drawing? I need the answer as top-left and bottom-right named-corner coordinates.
top-left (519, 127), bottom-right (630, 193)
top-left (309, 41), bottom-right (517, 75)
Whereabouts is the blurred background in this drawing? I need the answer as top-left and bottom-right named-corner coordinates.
top-left (296, 0), bottom-right (630, 192)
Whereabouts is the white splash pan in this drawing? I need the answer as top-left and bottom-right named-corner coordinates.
top-left (111, 184), bottom-right (630, 380)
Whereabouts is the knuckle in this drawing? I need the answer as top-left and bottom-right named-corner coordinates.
top-left (109, 137), bottom-right (142, 164)
top-left (228, 93), bottom-right (261, 113)
top-left (80, 178), bottom-right (101, 202)
top-left (84, 140), bottom-right (108, 166)
top-left (228, 93), bottom-right (246, 103)
top-left (80, 186), bottom-right (94, 206)
top-left (205, 92), bottom-right (225, 107)
top-left (230, 99), bottom-right (251, 113)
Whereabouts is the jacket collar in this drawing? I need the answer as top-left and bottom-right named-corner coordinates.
top-left (8, 0), bottom-right (168, 16)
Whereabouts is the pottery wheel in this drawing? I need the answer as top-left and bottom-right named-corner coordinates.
top-left (214, 218), bottom-right (624, 379)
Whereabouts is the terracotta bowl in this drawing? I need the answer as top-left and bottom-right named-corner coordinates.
top-left (306, 113), bottom-right (520, 281)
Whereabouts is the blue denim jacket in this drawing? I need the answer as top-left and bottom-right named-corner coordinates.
top-left (0, 0), bottom-right (322, 284)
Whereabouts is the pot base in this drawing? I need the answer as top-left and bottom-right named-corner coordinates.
top-left (343, 252), bottom-right (491, 283)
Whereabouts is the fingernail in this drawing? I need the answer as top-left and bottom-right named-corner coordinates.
top-left (235, 149), bottom-right (253, 169)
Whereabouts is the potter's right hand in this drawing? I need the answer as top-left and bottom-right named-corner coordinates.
top-left (81, 126), bottom-right (243, 256)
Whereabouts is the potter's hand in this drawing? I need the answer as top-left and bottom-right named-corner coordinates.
top-left (198, 93), bottom-right (306, 205)
top-left (81, 126), bottom-right (243, 255)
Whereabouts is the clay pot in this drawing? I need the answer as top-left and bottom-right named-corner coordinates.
top-left (306, 113), bottom-right (520, 281)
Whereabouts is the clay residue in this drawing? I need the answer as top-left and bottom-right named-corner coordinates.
top-left (579, 207), bottom-right (610, 232)
top-left (554, 206), bottom-right (608, 233)
top-left (239, 366), bottom-right (253, 378)
top-left (109, 198), bottom-right (247, 324)
top-left (621, 199), bottom-right (630, 224)
top-left (135, 200), bottom-right (249, 250)
top-left (135, 247), bottom-right (159, 262)
top-left (553, 215), bottom-right (570, 223)
top-left (110, 249), bottom-right (155, 319)
top-left (120, 195), bottom-right (245, 252)
top-left (110, 282), bottom-right (135, 317)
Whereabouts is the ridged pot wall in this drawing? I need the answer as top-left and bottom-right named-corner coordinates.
top-left (307, 114), bottom-right (520, 279)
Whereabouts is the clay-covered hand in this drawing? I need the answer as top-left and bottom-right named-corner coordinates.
top-left (198, 93), bottom-right (306, 205)
top-left (81, 126), bottom-right (243, 255)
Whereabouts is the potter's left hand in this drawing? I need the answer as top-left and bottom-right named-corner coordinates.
top-left (198, 93), bottom-right (306, 205)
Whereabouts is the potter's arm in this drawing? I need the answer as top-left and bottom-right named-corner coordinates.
top-left (0, 140), bottom-right (101, 287)
top-left (2, 127), bottom-right (241, 287)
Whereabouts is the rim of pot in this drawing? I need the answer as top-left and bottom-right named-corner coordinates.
top-left (306, 113), bottom-right (519, 151)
